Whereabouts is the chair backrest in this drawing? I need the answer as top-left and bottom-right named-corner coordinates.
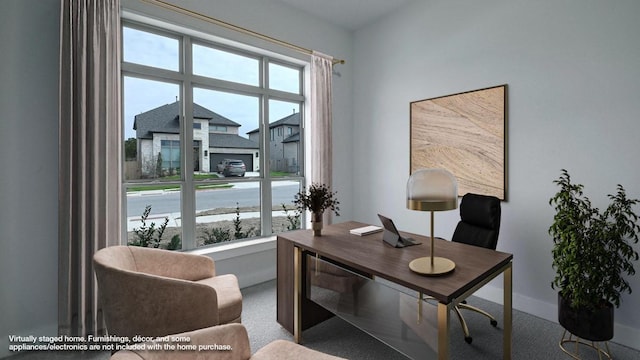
top-left (451, 193), bottom-right (501, 250)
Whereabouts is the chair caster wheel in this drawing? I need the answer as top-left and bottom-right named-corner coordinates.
top-left (465, 336), bottom-right (472, 344)
top-left (490, 319), bottom-right (498, 327)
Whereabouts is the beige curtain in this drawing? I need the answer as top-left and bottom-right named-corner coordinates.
top-left (58, 0), bottom-right (122, 336)
top-left (310, 51), bottom-right (334, 224)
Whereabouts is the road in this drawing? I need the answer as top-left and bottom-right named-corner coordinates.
top-left (126, 182), bottom-right (299, 217)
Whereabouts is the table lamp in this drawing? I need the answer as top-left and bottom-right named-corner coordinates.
top-left (406, 168), bottom-right (458, 276)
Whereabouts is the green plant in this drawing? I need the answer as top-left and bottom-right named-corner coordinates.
top-left (165, 234), bottom-right (181, 250)
top-left (200, 227), bottom-right (232, 245)
top-left (281, 203), bottom-right (301, 230)
top-left (293, 183), bottom-right (340, 216)
top-left (549, 169), bottom-right (640, 311)
top-left (233, 202), bottom-right (255, 239)
top-left (124, 137), bottom-right (137, 160)
top-left (155, 152), bottom-right (163, 178)
top-left (129, 205), bottom-right (168, 248)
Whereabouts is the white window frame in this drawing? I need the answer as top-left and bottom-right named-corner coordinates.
top-left (120, 16), bottom-right (308, 251)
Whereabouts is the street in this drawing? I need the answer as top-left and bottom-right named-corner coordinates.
top-left (126, 182), bottom-right (300, 229)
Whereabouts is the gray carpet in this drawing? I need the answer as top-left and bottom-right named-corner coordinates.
top-left (241, 280), bottom-right (639, 360)
top-left (5, 280), bottom-right (640, 359)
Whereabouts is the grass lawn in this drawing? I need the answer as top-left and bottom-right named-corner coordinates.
top-left (127, 172), bottom-right (296, 192)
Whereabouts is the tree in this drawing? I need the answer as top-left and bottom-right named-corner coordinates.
top-left (124, 137), bottom-right (137, 160)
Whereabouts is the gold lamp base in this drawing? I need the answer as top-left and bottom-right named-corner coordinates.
top-left (409, 257), bottom-right (456, 276)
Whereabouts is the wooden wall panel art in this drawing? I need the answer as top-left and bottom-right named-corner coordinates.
top-left (410, 85), bottom-right (507, 200)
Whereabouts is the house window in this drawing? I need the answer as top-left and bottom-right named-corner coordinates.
top-left (160, 140), bottom-right (180, 173)
top-left (121, 20), bottom-right (305, 250)
top-left (211, 125), bottom-right (228, 132)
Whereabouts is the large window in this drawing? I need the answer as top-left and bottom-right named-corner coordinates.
top-left (122, 22), bottom-right (305, 250)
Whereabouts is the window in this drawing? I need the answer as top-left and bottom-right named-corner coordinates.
top-left (123, 26), bottom-right (179, 71)
top-left (160, 140), bottom-right (180, 172)
top-left (193, 43), bottom-right (259, 86)
top-left (122, 22), bottom-right (306, 250)
top-left (269, 62), bottom-right (301, 94)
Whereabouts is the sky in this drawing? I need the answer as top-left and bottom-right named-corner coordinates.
top-left (122, 26), bottom-right (301, 140)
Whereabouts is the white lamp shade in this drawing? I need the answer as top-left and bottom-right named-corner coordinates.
top-left (407, 168), bottom-right (458, 211)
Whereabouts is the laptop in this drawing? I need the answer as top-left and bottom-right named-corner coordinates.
top-left (377, 214), bottom-right (421, 248)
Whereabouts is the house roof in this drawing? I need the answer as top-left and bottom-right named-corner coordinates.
top-left (134, 101), bottom-right (240, 139)
top-left (209, 133), bottom-right (259, 149)
top-left (246, 112), bottom-right (300, 134)
top-left (282, 132), bottom-right (300, 143)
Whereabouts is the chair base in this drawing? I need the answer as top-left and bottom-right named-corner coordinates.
top-left (421, 295), bottom-right (498, 344)
top-left (559, 329), bottom-right (612, 360)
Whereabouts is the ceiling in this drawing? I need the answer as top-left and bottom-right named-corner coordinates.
top-left (275, 0), bottom-right (411, 31)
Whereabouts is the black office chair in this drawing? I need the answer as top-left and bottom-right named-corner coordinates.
top-left (450, 192), bottom-right (501, 344)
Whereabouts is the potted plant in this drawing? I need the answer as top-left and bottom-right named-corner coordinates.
top-left (294, 183), bottom-right (340, 236)
top-left (549, 169), bottom-right (640, 341)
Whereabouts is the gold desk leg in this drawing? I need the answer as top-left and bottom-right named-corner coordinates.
top-left (418, 292), bottom-right (423, 323)
top-left (293, 246), bottom-right (302, 344)
top-left (504, 262), bottom-right (513, 360)
top-left (437, 302), bottom-right (450, 360)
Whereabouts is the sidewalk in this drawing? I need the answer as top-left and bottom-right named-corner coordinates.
top-left (127, 210), bottom-right (290, 231)
top-left (127, 177), bottom-right (298, 196)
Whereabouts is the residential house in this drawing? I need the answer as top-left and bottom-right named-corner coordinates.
top-left (133, 101), bottom-right (258, 176)
top-left (247, 111), bottom-right (301, 173)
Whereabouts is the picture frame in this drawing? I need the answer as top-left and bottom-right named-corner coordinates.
top-left (410, 85), bottom-right (507, 200)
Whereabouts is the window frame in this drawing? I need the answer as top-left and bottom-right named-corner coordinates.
top-left (120, 19), bottom-right (307, 250)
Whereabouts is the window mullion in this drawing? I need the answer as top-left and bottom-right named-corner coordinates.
top-left (181, 35), bottom-right (196, 250)
top-left (260, 57), bottom-right (272, 236)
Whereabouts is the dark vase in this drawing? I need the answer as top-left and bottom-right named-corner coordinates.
top-left (558, 293), bottom-right (614, 341)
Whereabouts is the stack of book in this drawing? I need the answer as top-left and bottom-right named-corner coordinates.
top-left (349, 225), bottom-right (383, 236)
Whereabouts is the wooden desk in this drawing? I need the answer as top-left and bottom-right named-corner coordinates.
top-left (277, 221), bottom-right (513, 360)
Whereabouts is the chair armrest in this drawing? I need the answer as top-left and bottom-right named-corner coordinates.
top-left (95, 264), bottom-right (219, 338)
top-left (109, 324), bottom-right (252, 360)
top-left (128, 246), bottom-right (216, 280)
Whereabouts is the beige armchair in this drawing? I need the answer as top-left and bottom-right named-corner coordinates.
top-left (110, 323), bottom-right (345, 360)
top-left (93, 245), bottom-right (242, 338)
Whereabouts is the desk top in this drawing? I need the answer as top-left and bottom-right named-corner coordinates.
top-left (278, 221), bottom-right (513, 303)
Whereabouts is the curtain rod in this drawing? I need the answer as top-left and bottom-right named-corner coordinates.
top-left (141, 0), bottom-right (345, 65)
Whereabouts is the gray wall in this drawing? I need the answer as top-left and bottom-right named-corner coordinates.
top-left (0, 0), bottom-right (353, 358)
top-left (0, 0), bottom-right (61, 357)
top-left (351, 0), bottom-right (640, 349)
top-left (3, 0), bottom-right (640, 356)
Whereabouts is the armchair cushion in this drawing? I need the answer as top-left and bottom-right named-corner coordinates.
top-left (197, 275), bottom-right (243, 324)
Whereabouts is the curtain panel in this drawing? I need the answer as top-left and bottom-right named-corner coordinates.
top-left (58, 0), bottom-right (122, 336)
top-left (310, 52), bottom-right (334, 224)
